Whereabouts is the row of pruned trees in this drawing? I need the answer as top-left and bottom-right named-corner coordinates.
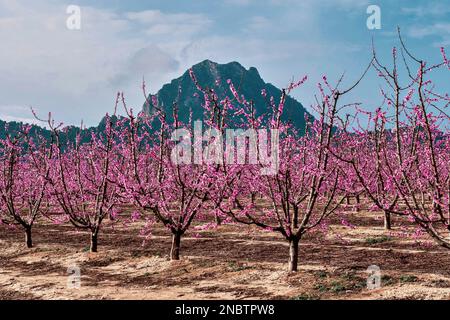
top-left (0, 34), bottom-right (448, 272)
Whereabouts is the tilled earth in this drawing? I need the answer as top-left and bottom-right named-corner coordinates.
top-left (1, 208), bottom-right (450, 300)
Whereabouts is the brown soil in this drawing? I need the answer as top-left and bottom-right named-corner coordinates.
top-left (1, 208), bottom-right (450, 300)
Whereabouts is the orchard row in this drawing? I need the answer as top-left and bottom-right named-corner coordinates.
top-left (0, 37), bottom-right (448, 272)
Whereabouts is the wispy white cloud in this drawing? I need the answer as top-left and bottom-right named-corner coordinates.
top-left (0, 115), bottom-right (44, 126)
top-left (0, 105), bottom-right (43, 126)
top-left (402, 3), bottom-right (450, 17)
top-left (408, 23), bottom-right (450, 38)
top-left (224, 0), bottom-right (369, 9)
top-left (401, 1), bottom-right (450, 48)
top-left (243, 16), bottom-right (272, 32)
top-left (110, 45), bottom-right (180, 88)
top-left (0, 1), bottom-right (212, 124)
top-left (126, 10), bottom-right (212, 37)
top-left (408, 23), bottom-right (450, 47)
top-left (222, 0), bottom-right (254, 6)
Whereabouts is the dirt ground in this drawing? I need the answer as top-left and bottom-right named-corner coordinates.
top-left (1, 207), bottom-right (450, 300)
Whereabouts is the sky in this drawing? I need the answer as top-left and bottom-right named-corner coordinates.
top-left (0, 0), bottom-right (449, 126)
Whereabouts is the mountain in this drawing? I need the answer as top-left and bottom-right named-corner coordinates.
top-left (0, 60), bottom-right (310, 143)
top-left (0, 118), bottom-right (111, 146)
top-left (143, 60), bottom-right (310, 132)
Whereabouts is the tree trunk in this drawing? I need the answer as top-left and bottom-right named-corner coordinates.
top-left (355, 195), bottom-right (361, 212)
top-left (25, 227), bottom-right (33, 248)
top-left (90, 232), bottom-right (98, 253)
top-left (346, 196), bottom-right (351, 205)
top-left (355, 194), bottom-right (361, 212)
top-left (288, 238), bottom-right (299, 272)
top-left (171, 233), bottom-right (181, 260)
top-left (384, 211), bottom-right (391, 230)
top-left (215, 213), bottom-right (222, 226)
top-left (293, 207), bottom-right (299, 229)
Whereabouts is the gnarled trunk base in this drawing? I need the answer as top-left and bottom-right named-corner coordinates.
top-left (215, 213), bottom-right (222, 226)
top-left (288, 238), bottom-right (299, 272)
top-left (384, 211), bottom-right (391, 230)
top-left (171, 233), bottom-right (181, 260)
top-left (25, 228), bottom-right (33, 248)
top-left (90, 233), bottom-right (98, 253)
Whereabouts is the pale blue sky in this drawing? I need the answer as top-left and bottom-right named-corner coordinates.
top-left (0, 0), bottom-right (448, 125)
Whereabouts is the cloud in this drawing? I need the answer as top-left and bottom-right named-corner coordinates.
top-left (126, 10), bottom-right (212, 37)
top-left (244, 16), bottom-right (272, 32)
top-left (0, 115), bottom-right (43, 126)
top-left (408, 23), bottom-right (450, 38)
top-left (402, 3), bottom-right (450, 17)
top-left (224, 0), bottom-right (369, 9)
top-left (407, 23), bottom-right (450, 46)
top-left (111, 45), bottom-right (180, 87)
top-left (0, 2), bottom-right (135, 102)
top-left (401, 2), bottom-right (450, 47)
top-left (0, 105), bottom-right (43, 126)
top-left (0, 1), bottom-right (201, 125)
top-left (223, 0), bottom-right (254, 6)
